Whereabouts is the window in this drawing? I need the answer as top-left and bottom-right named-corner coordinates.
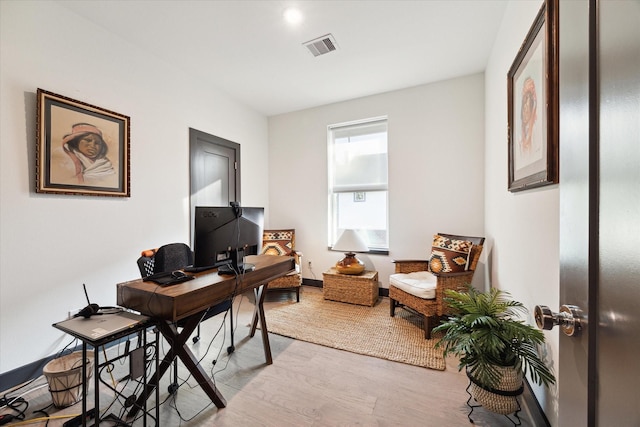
top-left (328, 118), bottom-right (388, 252)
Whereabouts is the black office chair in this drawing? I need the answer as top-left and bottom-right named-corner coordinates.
top-left (136, 243), bottom-right (235, 394)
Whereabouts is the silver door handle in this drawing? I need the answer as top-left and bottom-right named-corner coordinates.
top-left (534, 304), bottom-right (582, 337)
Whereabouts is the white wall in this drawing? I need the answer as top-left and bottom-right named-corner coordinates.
top-left (268, 73), bottom-right (486, 289)
top-left (0, 1), bottom-right (269, 374)
top-left (484, 1), bottom-right (560, 424)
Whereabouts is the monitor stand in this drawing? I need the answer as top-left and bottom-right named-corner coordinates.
top-left (184, 265), bottom-right (216, 273)
top-left (216, 248), bottom-right (256, 275)
top-left (217, 263), bottom-right (255, 275)
top-left (240, 263), bottom-right (256, 273)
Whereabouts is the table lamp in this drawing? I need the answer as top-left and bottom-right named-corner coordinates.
top-left (332, 229), bottom-right (369, 275)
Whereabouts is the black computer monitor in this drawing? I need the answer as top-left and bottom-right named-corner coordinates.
top-left (193, 204), bottom-right (264, 273)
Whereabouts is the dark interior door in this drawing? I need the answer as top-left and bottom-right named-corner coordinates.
top-left (557, 1), bottom-right (640, 425)
top-left (189, 128), bottom-right (241, 242)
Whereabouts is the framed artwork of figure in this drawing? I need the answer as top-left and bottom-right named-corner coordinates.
top-left (507, 0), bottom-right (559, 192)
top-left (36, 89), bottom-right (130, 197)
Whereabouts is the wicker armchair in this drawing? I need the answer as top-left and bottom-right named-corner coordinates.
top-left (261, 229), bottom-right (302, 302)
top-left (389, 233), bottom-right (484, 339)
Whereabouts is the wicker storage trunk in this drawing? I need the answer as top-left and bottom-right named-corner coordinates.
top-left (322, 268), bottom-right (379, 306)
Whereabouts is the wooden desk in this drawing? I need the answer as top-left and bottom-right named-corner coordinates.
top-left (117, 254), bottom-right (294, 413)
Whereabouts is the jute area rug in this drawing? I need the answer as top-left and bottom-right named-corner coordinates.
top-left (263, 289), bottom-right (446, 371)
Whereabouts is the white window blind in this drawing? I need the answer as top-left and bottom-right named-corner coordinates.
top-left (328, 118), bottom-right (388, 251)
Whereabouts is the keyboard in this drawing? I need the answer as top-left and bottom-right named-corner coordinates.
top-left (183, 265), bottom-right (216, 273)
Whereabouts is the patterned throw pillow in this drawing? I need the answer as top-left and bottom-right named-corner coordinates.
top-left (262, 230), bottom-right (295, 256)
top-left (428, 234), bottom-right (473, 273)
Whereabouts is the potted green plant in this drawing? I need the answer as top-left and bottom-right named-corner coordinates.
top-left (433, 286), bottom-right (555, 415)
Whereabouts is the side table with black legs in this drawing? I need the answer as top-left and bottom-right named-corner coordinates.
top-left (53, 311), bottom-right (159, 427)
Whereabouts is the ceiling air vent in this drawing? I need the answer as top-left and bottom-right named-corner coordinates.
top-left (303, 34), bottom-right (338, 57)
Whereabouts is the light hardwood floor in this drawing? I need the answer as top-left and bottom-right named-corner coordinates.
top-left (3, 286), bottom-right (538, 426)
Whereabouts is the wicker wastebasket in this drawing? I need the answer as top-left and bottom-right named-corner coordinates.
top-left (43, 351), bottom-right (94, 408)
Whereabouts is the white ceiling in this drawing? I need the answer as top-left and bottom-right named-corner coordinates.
top-left (56, 0), bottom-right (508, 117)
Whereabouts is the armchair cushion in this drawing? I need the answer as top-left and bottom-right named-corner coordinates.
top-left (262, 230), bottom-right (295, 256)
top-left (262, 229), bottom-right (301, 274)
top-left (261, 229), bottom-right (301, 300)
top-left (389, 271), bottom-right (437, 299)
top-left (428, 234), bottom-right (473, 273)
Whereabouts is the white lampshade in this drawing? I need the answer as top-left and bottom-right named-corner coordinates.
top-left (332, 229), bottom-right (369, 253)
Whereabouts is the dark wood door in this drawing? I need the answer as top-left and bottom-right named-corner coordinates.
top-left (189, 128), bottom-right (240, 242)
top-left (557, 1), bottom-right (640, 425)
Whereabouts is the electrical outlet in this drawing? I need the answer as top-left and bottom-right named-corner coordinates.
top-left (308, 260), bottom-right (312, 268)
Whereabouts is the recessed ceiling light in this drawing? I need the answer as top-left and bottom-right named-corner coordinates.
top-left (283, 7), bottom-right (303, 25)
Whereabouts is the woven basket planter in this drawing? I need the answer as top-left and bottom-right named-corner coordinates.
top-left (467, 366), bottom-right (524, 415)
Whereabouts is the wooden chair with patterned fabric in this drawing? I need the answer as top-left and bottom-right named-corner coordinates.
top-left (261, 229), bottom-right (302, 302)
top-left (389, 233), bottom-right (485, 339)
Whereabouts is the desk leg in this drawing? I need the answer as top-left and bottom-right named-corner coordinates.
top-left (249, 285), bottom-right (273, 365)
top-left (250, 289), bottom-right (259, 337)
top-left (129, 315), bottom-right (227, 417)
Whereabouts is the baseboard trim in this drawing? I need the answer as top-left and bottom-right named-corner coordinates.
top-left (0, 346), bottom-right (81, 393)
top-left (302, 278), bottom-right (322, 288)
top-left (521, 378), bottom-right (552, 427)
top-left (0, 336), bottom-right (133, 393)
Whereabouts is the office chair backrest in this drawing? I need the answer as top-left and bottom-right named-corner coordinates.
top-left (152, 243), bottom-right (193, 275)
top-left (137, 256), bottom-right (155, 278)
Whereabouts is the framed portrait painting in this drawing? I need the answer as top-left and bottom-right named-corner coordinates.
top-left (36, 89), bottom-right (130, 197)
top-left (507, 0), bottom-right (559, 192)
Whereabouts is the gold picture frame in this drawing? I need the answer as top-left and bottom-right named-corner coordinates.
top-left (507, 0), bottom-right (559, 192)
top-left (36, 89), bottom-right (130, 197)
